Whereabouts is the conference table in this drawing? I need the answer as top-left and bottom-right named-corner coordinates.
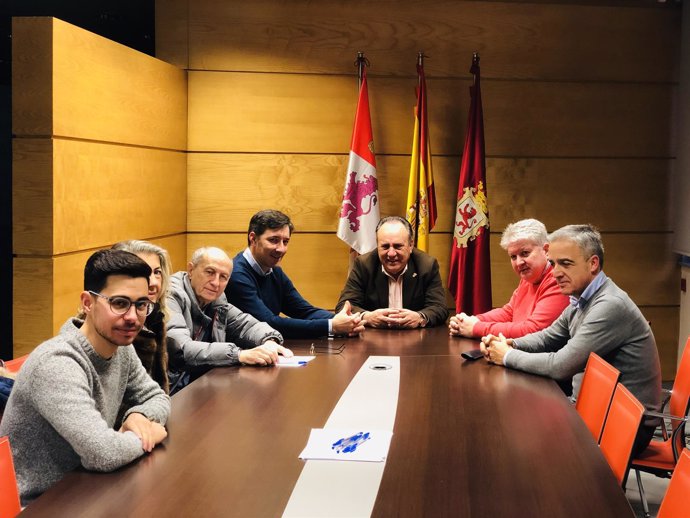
top-left (21, 327), bottom-right (634, 517)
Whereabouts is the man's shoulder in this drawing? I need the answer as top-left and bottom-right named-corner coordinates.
top-left (168, 272), bottom-right (189, 298)
top-left (231, 251), bottom-right (250, 270)
top-left (22, 327), bottom-right (90, 376)
top-left (354, 249), bottom-right (380, 269)
top-left (586, 278), bottom-right (641, 318)
top-left (170, 271), bottom-right (186, 289)
top-left (410, 248), bottom-right (439, 270)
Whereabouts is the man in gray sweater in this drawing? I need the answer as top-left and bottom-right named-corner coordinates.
top-left (481, 224), bottom-right (661, 455)
top-left (166, 246), bottom-right (292, 391)
top-left (0, 250), bottom-right (171, 505)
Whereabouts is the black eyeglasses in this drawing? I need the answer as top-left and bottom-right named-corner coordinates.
top-left (89, 291), bottom-right (154, 316)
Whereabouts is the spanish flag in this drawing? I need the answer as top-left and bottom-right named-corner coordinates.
top-left (405, 56), bottom-right (437, 252)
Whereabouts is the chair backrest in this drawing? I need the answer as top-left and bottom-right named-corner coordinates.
top-left (0, 436), bottom-right (21, 518)
top-left (656, 448), bottom-right (690, 518)
top-left (599, 383), bottom-right (645, 485)
top-left (575, 352), bottom-right (620, 444)
top-left (3, 355), bottom-right (28, 374)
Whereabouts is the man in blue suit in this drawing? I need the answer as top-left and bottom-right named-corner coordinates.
top-left (226, 210), bottom-right (364, 339)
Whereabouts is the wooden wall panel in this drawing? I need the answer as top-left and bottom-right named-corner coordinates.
top-left (13, 139), bottom-right (53, 255)
top-left (188, 153), bottom-right (671, 233)
top-left (187, 153), bottom-right (348, 232)
top-left (188, 72), bottom-right (673, 157)
top-left (487, 158), bottom-right (671, 233)
top-left (52, 250), bottom-right (95, 333)
top-left (12, 18), bottom-right (191, 357)
top-left (155, 0), bottom-right (189, 69)
top-left (185, 0), bottom-right (679, 82)
top-left (50, 17), bottom-right (187, 149)
top-left (642, 307), bottom-right (681, 380)
top-left (13, 258), bottom-right (53, 357)
top-left (11, 18), bottom-right (52, 136)
top-left (53, 139), bottom-right (187, 254)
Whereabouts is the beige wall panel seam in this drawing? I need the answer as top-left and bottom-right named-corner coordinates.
top-left (187, 153), bottom-right (671, 234)
top-left (52, 139), bottom-right (187, 254)
top-left (187, 72), bottom-right (674, 157)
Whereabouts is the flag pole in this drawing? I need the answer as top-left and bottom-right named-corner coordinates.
top-left (472, 52), bottom-right (480, 85)
top-left (355, 51), bottom-right (369, 91)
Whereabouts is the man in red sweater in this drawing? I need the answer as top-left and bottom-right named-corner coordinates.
top-left (449, 219), bottom-right (569, 339)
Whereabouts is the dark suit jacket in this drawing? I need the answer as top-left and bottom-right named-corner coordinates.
top-left (335, 248), bottom-right (449, 327)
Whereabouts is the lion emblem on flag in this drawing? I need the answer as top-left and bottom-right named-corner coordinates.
top-left (340, 171), bottom-right (379, 232)
top-left (453, 181), bottom-right (489, 248)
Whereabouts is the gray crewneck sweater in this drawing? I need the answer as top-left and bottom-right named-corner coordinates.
top-left (510, 277), bottom-right (661, 423)
top-left (0, 318), bottom-right (171, 505)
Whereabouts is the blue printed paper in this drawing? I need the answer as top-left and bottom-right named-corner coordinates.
top-left (299, 428), bottom-right (393, 462)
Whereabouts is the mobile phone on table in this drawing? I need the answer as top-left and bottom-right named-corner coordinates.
top-left (461, 349), bottom-right (484, 361)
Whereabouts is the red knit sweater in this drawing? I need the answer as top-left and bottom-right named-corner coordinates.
top-left (472, 264), bottom-right (569, 338)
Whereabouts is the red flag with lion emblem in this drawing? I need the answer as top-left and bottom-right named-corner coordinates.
top-left (448, 53), bottom-right (492, 314)
top-left (337, 69), bottom-right (380, 254)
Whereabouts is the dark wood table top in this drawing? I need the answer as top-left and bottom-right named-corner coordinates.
top-left (21, 327), bottom-right (633, 517)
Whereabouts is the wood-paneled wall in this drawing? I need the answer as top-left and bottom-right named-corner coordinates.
top-left (12, 17), bottom-right (188, 356)
top-left (159, 0), bottom-right (681, 378)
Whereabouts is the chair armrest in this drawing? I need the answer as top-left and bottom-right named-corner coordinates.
top-left (644, 410), bottom-right (687, 421)
top-left (644, 411), bottom-right (688, 460)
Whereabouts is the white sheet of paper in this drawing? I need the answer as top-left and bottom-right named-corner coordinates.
top-left (299, 428), bottom-right (393, 462)
top-left (277, 355), bottom-right (316, 367)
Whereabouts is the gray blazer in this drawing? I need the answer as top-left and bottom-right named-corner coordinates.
top-left (166, 272), bottom-right (283, 371)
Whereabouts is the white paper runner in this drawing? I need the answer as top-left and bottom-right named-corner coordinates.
top-left (282, 356), bottom-right (400, 518)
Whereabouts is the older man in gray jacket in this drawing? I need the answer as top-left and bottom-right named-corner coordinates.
top-left (167, 247), bottom-right (292, 391)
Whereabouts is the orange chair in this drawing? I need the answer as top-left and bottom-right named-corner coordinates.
top-left (0, 436), bottom-right (21, 518)
top-left (575, 352), bottom-right (620, 444)
top-left (631, 337), bottom-right (690, 517)
top-left (599, 383), bottom-right (645, 485)
top-left (656, 448), bottom-right (690, 518)
top-left (2, 355), bottom-right (28, 374)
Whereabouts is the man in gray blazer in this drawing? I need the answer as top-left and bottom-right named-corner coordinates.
top-left (336, 216), bottom-right (449, 328)
top-left (481, 224), bottom-right (661, 455)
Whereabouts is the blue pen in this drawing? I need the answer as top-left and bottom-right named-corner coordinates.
top-left (298, 361), bottom-right (307, 366)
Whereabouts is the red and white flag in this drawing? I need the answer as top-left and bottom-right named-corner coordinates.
top-left (448, 54), bottom-right (492, 315)
top-left (337, 70), bottom-right (380, 254)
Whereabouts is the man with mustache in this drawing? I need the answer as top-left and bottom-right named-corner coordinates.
top-left (166, 246), bottom-right (292, 392)
top-left (336, 216), bottom-right (448, 328)
top-left (481, 224), bottom-right (661, 455)
top-left (226, 210), bottom-right (364, 338)
top-left (0, 250), bottom-right (171, 505)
